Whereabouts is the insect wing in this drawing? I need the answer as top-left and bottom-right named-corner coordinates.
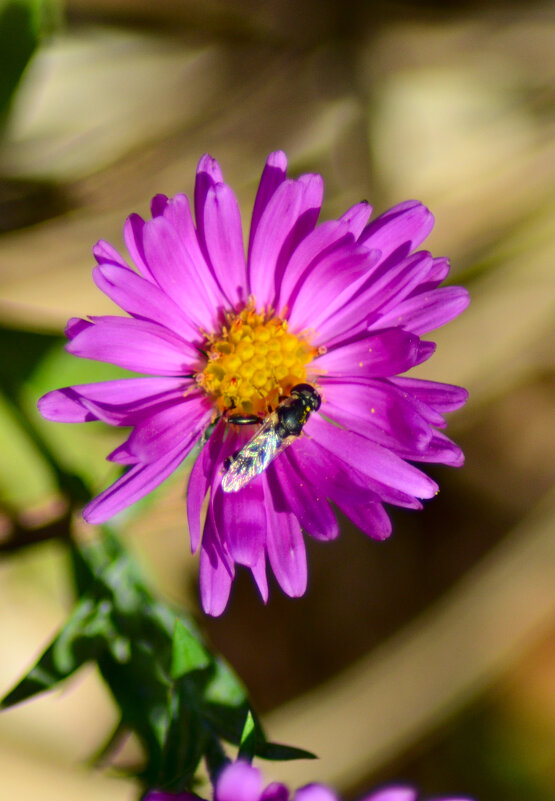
top-left (222, 417), bottom-right (283, 493)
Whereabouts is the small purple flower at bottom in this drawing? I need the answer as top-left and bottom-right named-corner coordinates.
top-left (38, 151), bottom-right (469, 615)
top-left (143, 761), bottom-right (474, 801)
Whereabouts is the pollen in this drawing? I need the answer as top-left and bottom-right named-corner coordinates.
top-left (197, 305), bottom-right (318, 417)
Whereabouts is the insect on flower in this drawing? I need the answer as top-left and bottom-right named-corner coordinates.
top-left (38, 150), bottom-right (470, 615)
top-left (222, 383), bottom-right (321, 492)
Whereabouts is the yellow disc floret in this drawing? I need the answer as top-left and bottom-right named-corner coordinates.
top-left (198, 306), bottom-right (318, 417)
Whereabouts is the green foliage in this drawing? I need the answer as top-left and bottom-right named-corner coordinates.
top-left (1, 529), bottom-right (313, 792)
top-left (0, 0), bottom-right (61, 132)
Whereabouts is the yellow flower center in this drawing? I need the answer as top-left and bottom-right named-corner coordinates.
top-left (198, 306), bottom-right (318, 418)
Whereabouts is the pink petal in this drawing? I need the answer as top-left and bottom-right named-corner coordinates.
top-left (333, 499), bottom-right (392, 540)
top-left (321, 379), bottom-right (432, 452)
top-left (273, 452), bottom-right (339, 541)
top-left (83, 442), bottom-right (190, 524)
top-left (250, 174), bottom-right (323, 309)
top-left (249, 179), bottom-right (306, 308)
top-left (150, 193), bottom-right (168, 217)
top-left (250, 551), bottom-right (269, 603)
top-left (199, 510), bottom-right (234, 617)
top-left (66, 316), bottom-right (199, 375)
top-left (295, 436), bottom-right (423, 510)
top-left (203, 182), bottom-right (247, 308)
top-left (363, 788), bottom-right (417, 801)
top-left (213, 479), bottom-right (267, 567)
top-left (313, 329), bottom-right (422, 379)
top-left (391, 377), bottom-right (468, 414)
top-left (93, 239), bottom-right (129, 268)
top-left (306, 415), bottom-right (438, 499)
top-left (123, 213), bottom-right (155, 282)
top-left (357, 252), bottom-right (434, 323)
top-left (359, 200), bottom-right (434, 257)
top-left (264, 477), bottom-right (307, 597)
top-left (248, 150), bottom-right (288, 260)
top-left (339, 201), bottom-right (372, 238)
top-left (161, 193), bottom-right (224, 310)
top-left (187, 420), bottom-right (227, 553)
top-left (38, 377), bottom-right (191, 424)
top-left (216, 762), bottom-right (263, 801)
top-left (65, 317), bottom-right (92, 339)
top-left (287, 245), bottom-right (378, 334)
top-left (194, 154), bottom-right (223, 237)
top-left (277, 220), bottom-right (356, 311)
top-left (376, 286), bottom-right (470, 335)
top-left (124, 395), bottom-right (211, 462)
top-left (294, 786), bottom-right (338, 801)
top-left (93, 263), bottom-right (200, 342)
top-left (260, 783), bottom-right (289, 801)
top-left (142, 215), bottom-right (221, 331)
top-left (396, 430), bottom-right (465, 467)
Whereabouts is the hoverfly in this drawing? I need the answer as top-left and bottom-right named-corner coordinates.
top-left (221, 383), bottom-right (321, 493)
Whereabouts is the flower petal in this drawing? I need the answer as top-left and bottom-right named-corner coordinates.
top-left (334, 499), bottom-right (392, 540)
top-left (306, 415), bottom-right (438, 499)
top-left (287, 245), bottom-right (378, 334)
top-left (260, 783), bottom-right (289, 801)
top-left (142, 215), bottom-right (221, 331)
top-left (350, 252), bottom-right (434, 329)
top-left (363, 788), bottom-right (417, 801)
top-left (38, 376), bottom-right (191, 425)
top-left (161, 193), bottom-right (224, 311)
top-left (83, 442), bottom-right (190, 524)
top-left (123, 213), bottom-right (155, 282)
top-left (124, 395), bottom-right (210, 462)
top-left (295, 436), bottom-right (423, 510)
top-left (249, 174), bottom-right (323, 309)
top-left (339, 201), bottom-right (372, 238)
top-left (216, 762), bottom-right (262, 801)
top-left (194, 154), bottom-right (223, 240)
top-left (66, 316), bottom-right (199, 375)
top-left (248, 150), bottom-right (288, 259)
top-left (313, 329), bottom-right (422, 379)
top-left (376, 286), bottom-right (470, 335)
top-left (264, 475), bottom-right (307, 597)
top-left (65, 317), bottom-right (92, 339)
top-left (294, 786), bottom-right (338, 801)
top-left (187, 420), bottom-right (228, 553)
top-left (150, 193), bottom-right (168, 217)
top-left (213, 479), bottom-right (267, 567)
top-left (250, 551), bottom-right (269, 604)
top-left (321, 379), bottom-right (432, 452)
top-left (396, 431), bottom-right (465, 467)
top-left (277, 220), bottom-right (356, 311)
top-left (249, 178), bottom-right (306, 308)
top-left (203, 182), bottom-right (247, 308)
top-left (93, 263), bottom-right (200, 342)
top-left (359, 200), bottom-right (434, 258)
top-left (199, 509), bottom-right (234, 617)
top-left (391, 377), bottom-right (468, 414)
top-left (274, 451), bottom-right (339, 541)
top-left (93, 239), bottom-right (129, 268)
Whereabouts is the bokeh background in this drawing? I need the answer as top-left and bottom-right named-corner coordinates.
top-left (0, 1), bottom-right (554, 800)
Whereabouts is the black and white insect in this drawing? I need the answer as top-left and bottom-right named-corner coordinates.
top-left (221, 383), bottom-right (321, 493)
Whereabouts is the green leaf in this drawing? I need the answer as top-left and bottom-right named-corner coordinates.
top-left (1, 529), bottom-right (314, 790)
top-left (0, 0), bottom-right (61, 130)
top-left (258, 742), bottom-right (317, 762)
top-left (0, 594), bottom-right (115, 709)
top-left (238, 710), bottom-right (256, 761)
top-left (172, 619), bottom-right (210, 678)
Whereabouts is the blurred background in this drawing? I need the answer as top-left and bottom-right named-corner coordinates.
top-left (0, 1), bottom-right (554, 800)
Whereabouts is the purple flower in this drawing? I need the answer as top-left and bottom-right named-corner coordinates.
top-left (38, 151), bottom-right (469, 615)
top-left (143, 761), bottom-right (474, 801)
